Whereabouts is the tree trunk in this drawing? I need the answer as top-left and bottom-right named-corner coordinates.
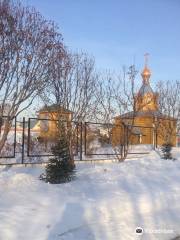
top-left (0, 120), bottom-right (12, 154)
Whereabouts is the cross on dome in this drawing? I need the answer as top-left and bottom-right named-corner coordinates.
top-left (141, 53), bottom-right (151, 84)
top-left (144, 53), bottom-right (149, 66)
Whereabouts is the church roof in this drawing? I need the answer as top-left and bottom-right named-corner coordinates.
top-left (115, 110), bottom-right (177, 121)
top-left (38, 104), bottom-right (72, 113)
top-left (138, 83), bottom-right (154, 95)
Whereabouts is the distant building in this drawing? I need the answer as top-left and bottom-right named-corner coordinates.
top-left (37, 104), bottom-right (73, 141)
top-left (112, 59), bottom-right (177, 146)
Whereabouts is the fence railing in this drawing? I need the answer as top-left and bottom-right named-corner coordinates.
top-left (0, 116), bottom-right (156, 165)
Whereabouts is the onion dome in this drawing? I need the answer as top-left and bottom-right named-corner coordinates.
top-left (138, 54), bottom-right (153, 95)
top-left (141, 66), bottom-right (151, 84)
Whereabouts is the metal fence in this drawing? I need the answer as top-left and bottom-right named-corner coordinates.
top-left (0, 116), bottom-right (155, 165)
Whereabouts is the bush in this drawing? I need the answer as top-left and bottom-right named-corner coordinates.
top-left (40, 125), bottom-right (75, 184)
top-left (161, 143), bottom-right (173, 160)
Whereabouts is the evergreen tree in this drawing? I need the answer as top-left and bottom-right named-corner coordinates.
top-left (41, 122), bottom-right (75, 184)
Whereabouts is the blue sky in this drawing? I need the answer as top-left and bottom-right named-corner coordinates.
top-left (23, 0), bottom-right (180, 84)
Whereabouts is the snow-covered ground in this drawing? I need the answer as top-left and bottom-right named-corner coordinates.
top-left (0, 149), bottom-right (180, 240)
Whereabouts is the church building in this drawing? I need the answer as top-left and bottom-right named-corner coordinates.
top-left (112, 57), bottom-right (177, 147)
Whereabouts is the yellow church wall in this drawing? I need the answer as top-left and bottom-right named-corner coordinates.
top-left (112, 116), bottom-right (153, 146)
top-left (38, 111), bottom-right (72, 141)
top-left (112, 116), bottom-right (177, 147)
top-left (156, 118), bottom-right (177, 146)
top-left (111, 123), bottom-right (124, 146)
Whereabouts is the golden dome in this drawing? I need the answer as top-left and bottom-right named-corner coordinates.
top-left (141, 66), bottom-right (151, 83)
top-left (141, 53), bottom-right (151, 83)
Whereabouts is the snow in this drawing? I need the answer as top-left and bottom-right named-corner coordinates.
top-left (0, 149), bottom-right (180, 240)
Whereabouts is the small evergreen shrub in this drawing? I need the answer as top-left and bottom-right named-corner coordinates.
top-left (40, 124), bottom-right (75, 184)
top-left (161, 143), bottom-right (173, 160)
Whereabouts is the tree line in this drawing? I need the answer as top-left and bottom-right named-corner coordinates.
top-left (0, 0), bottom-right (180, 153)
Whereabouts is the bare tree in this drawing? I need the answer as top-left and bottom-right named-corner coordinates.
top-left (156, 80), bottom-right (180, 144)
top-left (95, 65), bottom-right (139, 160)
top-left (94, 71), bottom-right (116, 123)
top-left (38, 51), bottom-right (98, 161)
top-left (113, 65), bottom-right (139, 160)
top-left (41, 52), bottom-right (98, 122)
top-left (0, 0), bottom-right (65, 152)
top-left (95, 65), bottom-right (139, 122)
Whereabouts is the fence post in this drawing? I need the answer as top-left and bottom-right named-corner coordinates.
top-left (27, 118), bottom-right (31, 157)
top-left (75, 122), bottom-right (79, 155)
top-left (126, 125), bottom-right (129, 148)
top-left (153, 128), bottom-right (156, 150)
top-left (80, 122), bottom-right (83, 161)
top-left (21, 117), bottom-right (25, 164)
top-left (84, 122), bottom-right (87, 156)
top-left (13, 116), bottom-right (17, 158)
top-left (155, 128), bottom-right (158, 148)
top-left (124, 124), bottom-right (127, 157)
